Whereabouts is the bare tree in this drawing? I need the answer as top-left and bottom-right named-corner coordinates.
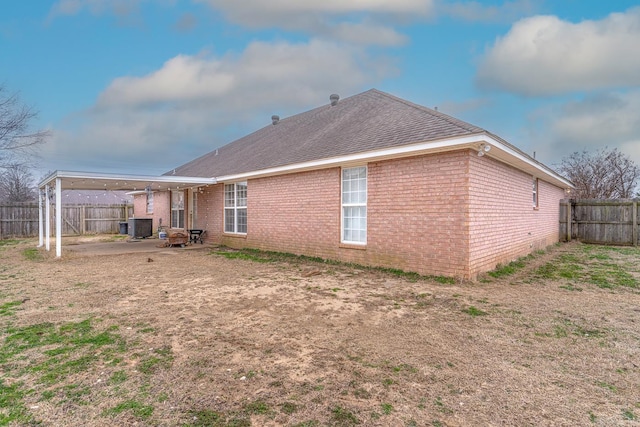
top-left (559, 148), bottom-right (640, 199)
top-left (0, 164), bottom-right (36, 202)
top-left (0, 85), bottom-right (50, 168)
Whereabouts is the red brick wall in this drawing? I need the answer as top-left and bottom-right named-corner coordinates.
top-left (133, 191), bottom-right (171, 233)
top-left (194, 150), bottom-right (565, 279)
top-left (468, 153), bottom-right (565, 277)
top-left (194, 184), bottom-right (224, 244)
top-left (237, 168), bottom-right (341, 255)
top-left (365, 151), bottom-right (470, 277)
top-left (205, 151), bottom-right (471, 278)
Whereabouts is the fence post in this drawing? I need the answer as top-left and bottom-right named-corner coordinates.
top-left (566, 201), bottom-right (572, 242)
top-left (81, 206), bottom-right (86, 235)
top-left (633, 200), bottom-right (638, 247)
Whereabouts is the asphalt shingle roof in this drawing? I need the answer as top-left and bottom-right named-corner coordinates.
top-left (169, 88), bottom-right (487, 178)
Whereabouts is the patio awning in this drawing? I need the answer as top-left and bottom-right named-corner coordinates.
top-left (39, 170), bottom-right (216, 192)
top-left (37, 170), bottom-right (216, 257)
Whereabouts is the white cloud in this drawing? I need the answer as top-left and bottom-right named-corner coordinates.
top-left (550, 93), bottom-right (640, 145)
top-left (477, 8), bottom-right (640, 95)
top-left (44, 39), bottom-right (395, 174)
top-left (198, 0), bottom-right (434, 25)
top-left (530, 90), bottom-right (640, 167)
top-left (41, 108), bottom-right (212, 174)
top-left (98, 54), bottom-right (236, 107)
top-left (47, 0), bottom-right (176, 23)
top-left (327, 21), bottom-right (408, 47)
top-left (196, 0), bottom-right (434, 46)
top-left (440, 0), bottom-right (536, 24)
top-left (98, 39), bottom-right (390, 108)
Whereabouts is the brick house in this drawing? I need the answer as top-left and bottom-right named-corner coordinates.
top-left (130, 89), bottom-right (572, 279)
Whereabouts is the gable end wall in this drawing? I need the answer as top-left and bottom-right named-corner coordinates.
top-left (468, 154), bottom-right (565, 276)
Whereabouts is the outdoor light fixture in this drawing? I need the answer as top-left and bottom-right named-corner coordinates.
top-left (477, 143), bottom-right (491, 156)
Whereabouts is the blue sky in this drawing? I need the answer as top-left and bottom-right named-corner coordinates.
top-left (2, 0), bottom-right (640, 177)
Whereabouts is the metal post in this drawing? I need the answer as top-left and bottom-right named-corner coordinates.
top-left (45, 185), bottom-right (51, 251)
top-left (56, 178), bottom-right (62, 257)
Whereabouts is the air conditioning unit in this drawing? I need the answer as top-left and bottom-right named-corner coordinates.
top-left (128, 218), bottom-right (153, 238)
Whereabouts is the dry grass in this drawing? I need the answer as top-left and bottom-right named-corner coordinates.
top-left (0, 237), bottom-right (639, 426)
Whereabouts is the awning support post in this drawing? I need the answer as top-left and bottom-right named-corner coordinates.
top-left (56, 178), bottom-right (62, 257)
top-left (45, 185), bottom-right (51, 251)
top-left (38, 188), bottom-right (44, 247)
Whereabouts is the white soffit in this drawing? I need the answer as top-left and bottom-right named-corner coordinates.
top-left (40, 135), bottom-right (572, 192)
top-left (38, 171), bottom-right (216, 191)
top-left (217, 133), bottom-right (574, 189)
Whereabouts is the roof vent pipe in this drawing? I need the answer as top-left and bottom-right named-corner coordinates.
top-left (330, 94), bottom-right (339, 106)
top-left (271, 115), bottom-right (280, 125)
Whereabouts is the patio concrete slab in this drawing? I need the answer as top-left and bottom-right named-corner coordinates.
top-left (63, 238), bottom-right (211, 256)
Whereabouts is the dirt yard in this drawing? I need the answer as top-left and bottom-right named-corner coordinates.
top-left (1, 237), bottom-right (639, 426)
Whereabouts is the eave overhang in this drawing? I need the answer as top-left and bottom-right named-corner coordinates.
top-left (215, 132), bottom-right (574, 190)
top-left (38, 170), bottom-right (216, 191)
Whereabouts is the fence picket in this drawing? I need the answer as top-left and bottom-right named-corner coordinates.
top-left (560, 199), bottom-right (639, 246)
top-left (0, 203), bottom-right (132, 238)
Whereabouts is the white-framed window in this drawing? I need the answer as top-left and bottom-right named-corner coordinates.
top-left (171, 190), bottom-right (185, 228)
top-left (224, 182), bottom-right (247, 234)
top-left (146, 192), bottom-right (154, 214)
top-left (533, 178), bottom-right (539, 209)
top-left (342, 166), bottom-right (367, 244)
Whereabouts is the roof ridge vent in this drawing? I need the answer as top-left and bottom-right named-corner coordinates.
top-left (330, 94), bottom-right (339, 106)
top-left (271, 115), bottom-right (280, 125)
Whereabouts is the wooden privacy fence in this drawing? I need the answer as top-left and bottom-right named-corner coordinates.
top-left (0, 204), bottom-right (132, 238)
top-left (560, 199), bottom-right (639, 246)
